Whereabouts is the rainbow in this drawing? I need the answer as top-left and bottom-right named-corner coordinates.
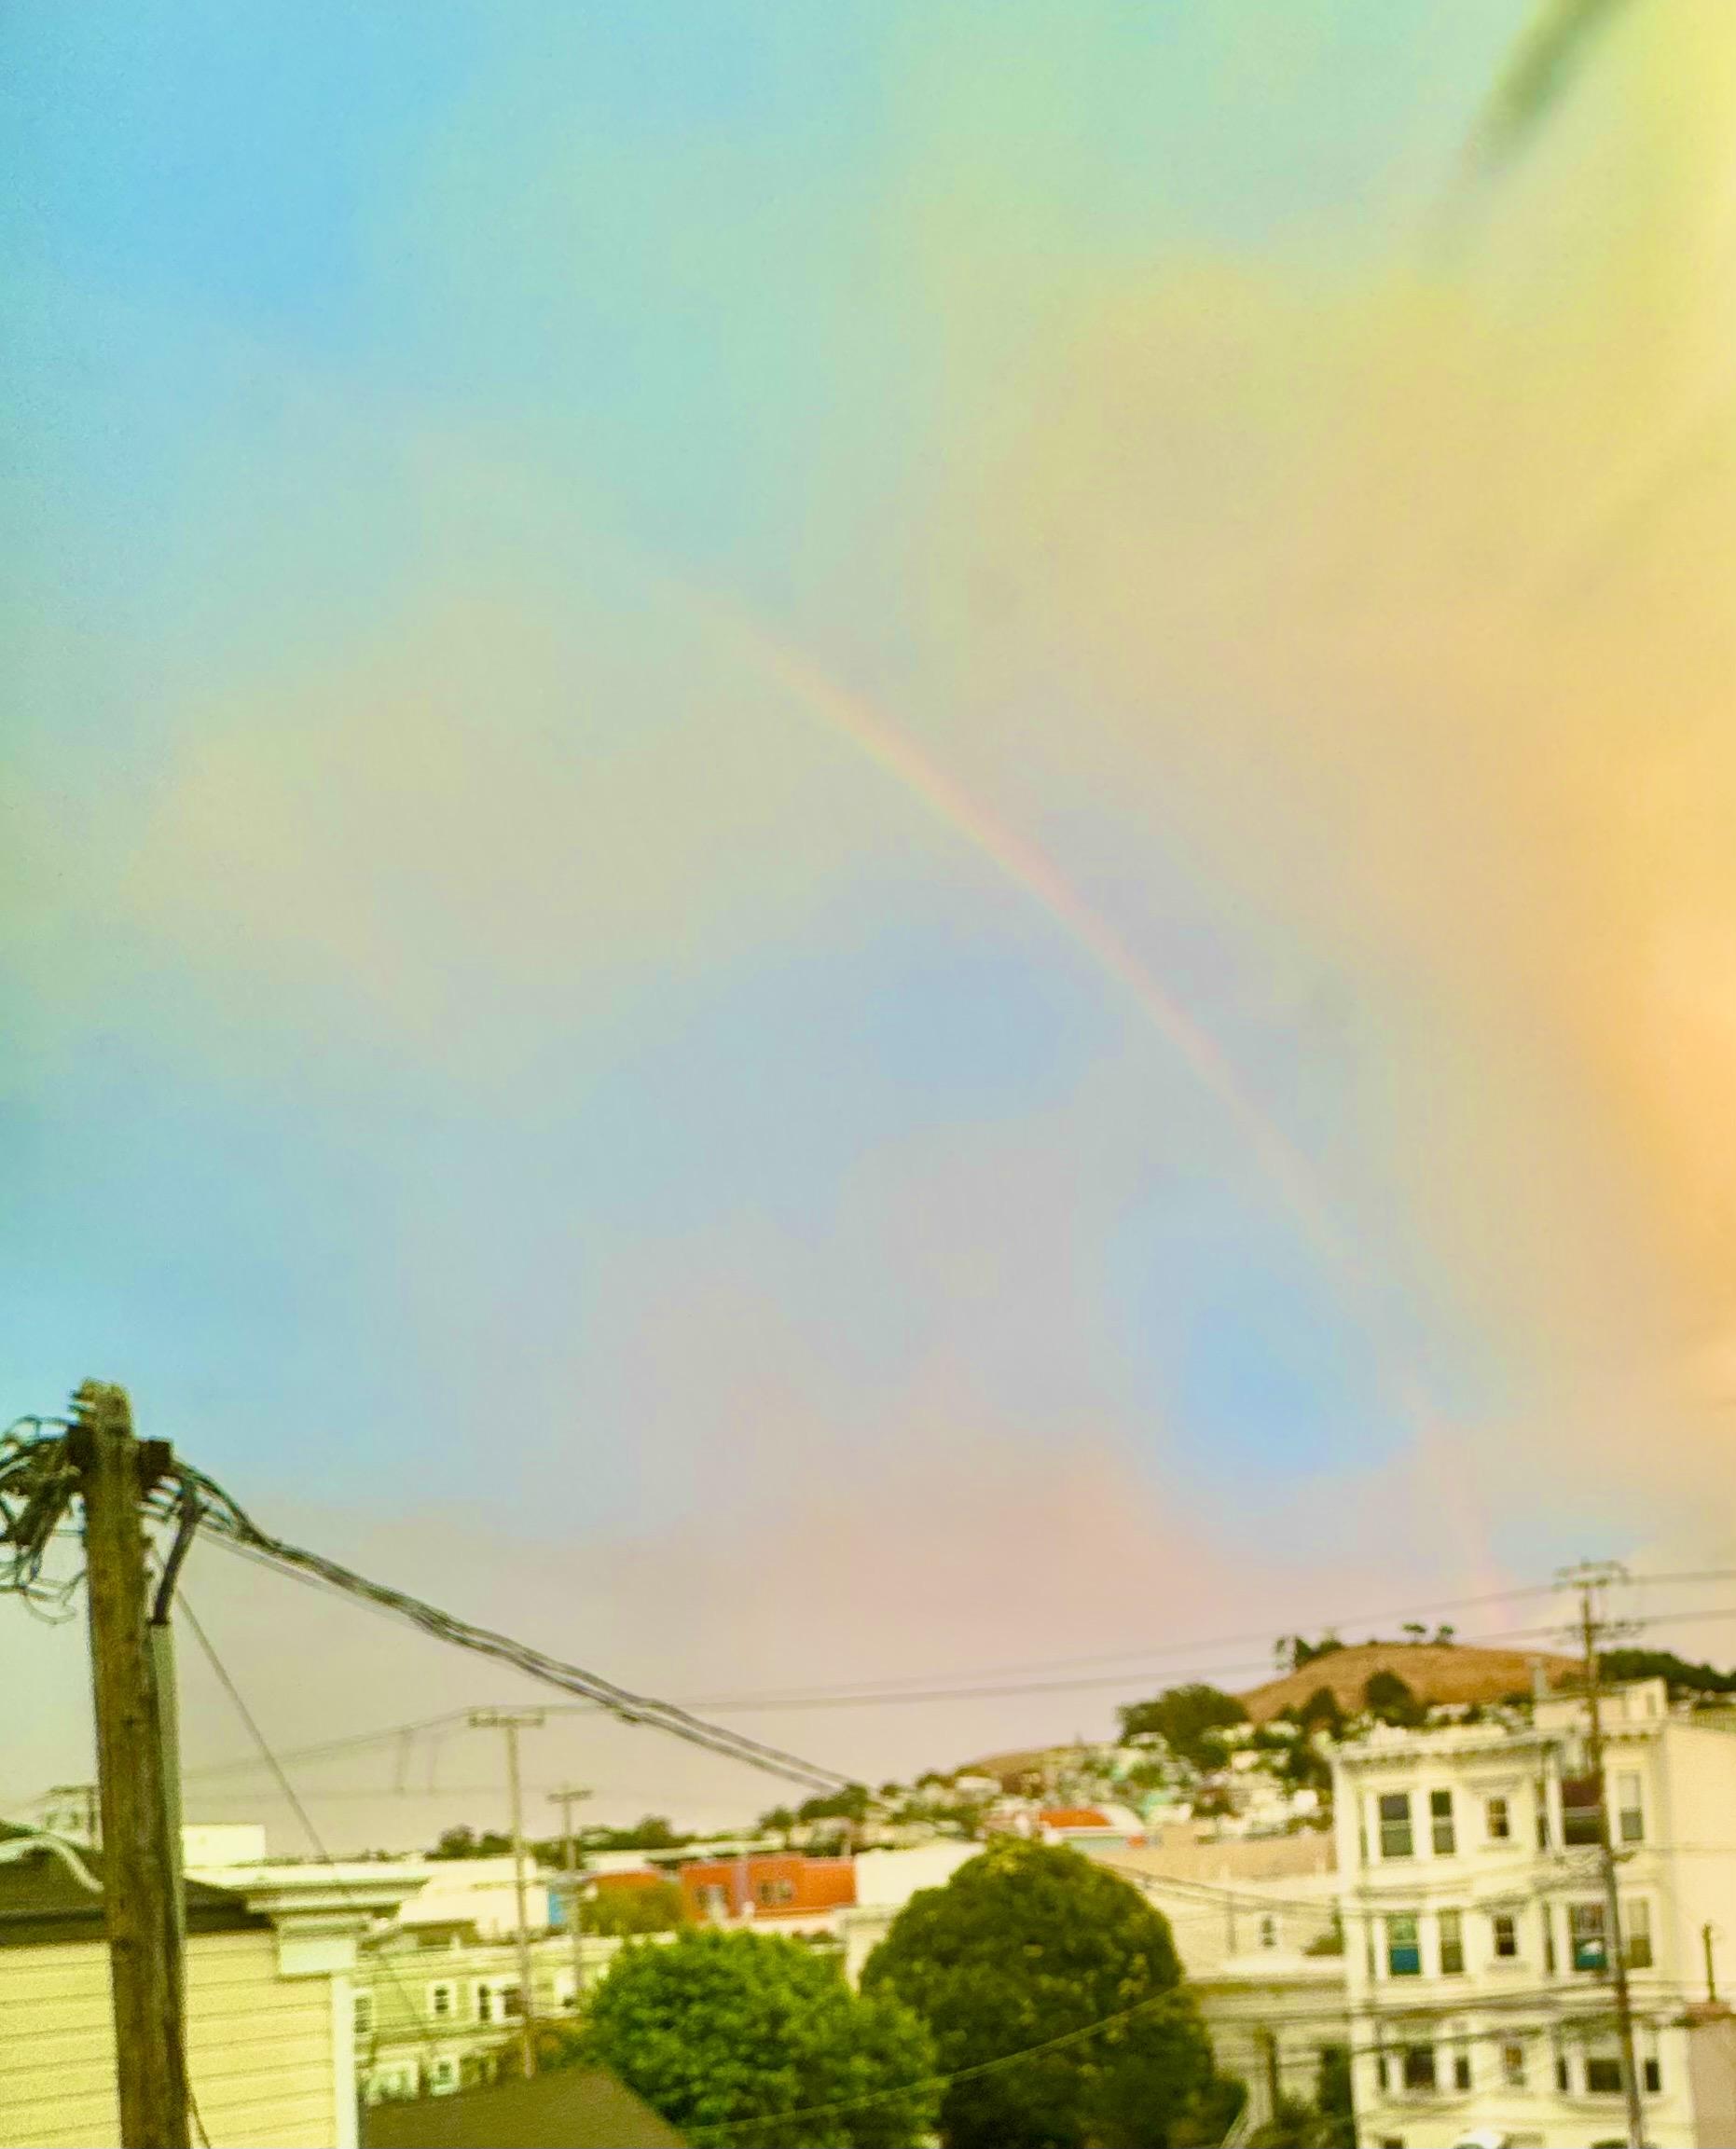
top-left (692, 594), bottom-right (1490, 1581)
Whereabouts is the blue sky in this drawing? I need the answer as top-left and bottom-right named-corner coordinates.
top-left (7, 0), bottom-right (1733, 1838)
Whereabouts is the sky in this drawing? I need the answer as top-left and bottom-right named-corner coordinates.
top-left (6, 1), bottom-right (1736, 1846)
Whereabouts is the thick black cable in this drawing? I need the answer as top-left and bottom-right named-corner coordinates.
top-left (172, 1463), bottom-right (850, 1794)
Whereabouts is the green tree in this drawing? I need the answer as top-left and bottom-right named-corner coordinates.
top-left (1117, 1685), bottom-right (1248, 1772)
top-left (1296, 1686), bottom-right (1343, 1737)
top-left (798, 1783), bottom-right (875, 1825)
top-left (585, 1928), bottom-right (938, 2149)
top-left (1315, 2044), bottom-right (1353, 2144)
top-left (1600, 1647), bottom-right (1736, 1697)
top-left (1362, 1671), bottom-right (1425, 1728)
top-left (579, 1879), bottom-right (687, 1936)
top-left (863, 1840), bottom-right (1231, 2149)
top-left (759, 1805), bottom-right (799, 1847)
top-left (429, 1825), bottom-right (512, 1860)
top-left (1245, 2046), bottom-right (1353, 2148)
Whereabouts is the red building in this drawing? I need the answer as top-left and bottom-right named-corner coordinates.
top-left (678, 1853), bottom-right (856, 1925)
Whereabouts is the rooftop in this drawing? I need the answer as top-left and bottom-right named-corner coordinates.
top-left (361, 2067), bottom-right (684, 2149)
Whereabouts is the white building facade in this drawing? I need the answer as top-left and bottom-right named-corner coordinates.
top-left (1332, 1680), bottom-right (1736, 2148)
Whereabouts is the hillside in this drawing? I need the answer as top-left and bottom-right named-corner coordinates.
top-left (1238, 1642), bottom-right (1578, 1724)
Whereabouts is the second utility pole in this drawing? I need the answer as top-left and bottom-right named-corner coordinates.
top-left (1562, 1560), bottom-right (1645, 2149)
top-left (547, 1784), bottom-right (591, 2011)
top-left (470, 1709), bottom-right (544, 2079)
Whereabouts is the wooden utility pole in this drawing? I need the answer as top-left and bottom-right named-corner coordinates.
top-left (470, 1710), bottom-right (544, 2078)
top-left (71, 1381), bottom-right (190, 2149)
top-left (1705, 1922), bottom-right (1719, 2005)
top-left (547, 1784), bottom-right (591, 2010)
top-left (1561, 1560), bottom-right (1645, 2149)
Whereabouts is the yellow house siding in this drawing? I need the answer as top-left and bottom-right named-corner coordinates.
top-left (0, 1930), bottom-right (340, 2149)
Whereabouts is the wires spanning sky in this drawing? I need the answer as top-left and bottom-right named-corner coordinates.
top-left (6, 0), bottom-right (1736, 1839)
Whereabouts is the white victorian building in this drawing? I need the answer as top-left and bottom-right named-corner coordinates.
top-left (1332, 1678), bottom-right (1736, 2149)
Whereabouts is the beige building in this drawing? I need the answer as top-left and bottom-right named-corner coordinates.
top-left (0, 1827), bottom-right (412, 2149)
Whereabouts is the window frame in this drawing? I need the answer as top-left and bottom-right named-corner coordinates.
top-left (1617, 1770), bottom-right (1645, 1845)
top-left (353, 1991), bottom-right (376, 2038)
top-left (1569, 1900), bottom-right (1608, 1974)
top-left (1625, 1897), bottom-right (1653, 1971)
top-left (1386, 1912), bottom-right (1423, 1978)
top-left (1500, 2040), bottom-right (1526, 2089)
top-left (1485, 1793), bottom-right (1511, 1841)
top-left (1429, 1788), bottom-right (1455, 1855)
top-left (1400, 2042), bottom-right (1437, 2092)
top-left (1378, 1791), bottom-right (1415, 1861)
top-left (1491, 1909), bottom-right (1520, 1962)
top-left (1437, 1908), bottom-right (1465, 1976)
top-left (427, 1981), bottom-right (456, 2021)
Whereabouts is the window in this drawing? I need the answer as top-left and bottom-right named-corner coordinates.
top-left (1430, 1789), bottom-right (1455, 1855)
top-left (353, 1991), bottom-right (375, 2038)
top-left (1258, 1914), bottom-right (1277, 1949)
top-left (1453, 2052), bottom-right (1471, 2090)
top-left (1570, 1902), bottom-right (1608, 1974)
top-left (1555, 2051), bottom-right (1570, 2092)
top-left (1387, 1914), bottom-right (1422, 1977)
top-left (1501, 2041), bottom-right (1527, 2088)
top-left (755, 1878), bottom-right (796, 1907)
top-left (1561, 1772), bottom-right (1604, 1848)
top-left (1379, 1793), bottom-right (1414, 1860)
top-left (1374, 2046), bottom-right (1389, 2092)
top-left (475, 1979), bottom-right (524, 2025)
top-left (1543, 1906), bottom-right (1557, 1975)
top-left (1625, 1898), bottom-right (1653, 1971)
top-left (1536, 1779), bottom-right (1552, 1850)
top-left (1485, 1795), bottom-right (1511, 1840)
top-left (1617, 1771), bottom-right (1644, 1844)
top-left (1586, 2057), bottom-right (1624, 2094)
top-left (1644, 2057), bottom-right (1661, 2094)
top-left (1401, 2045), bottom-right (1437, 2091)
top-left (1438, 1909), bottom-right (1465, 1975)
top-left (427, 1982), bottom-right (455, 2020)
top-left (1492, 1911), bottom-right (1519, 1961)
top-left (428, 2058), bottom-right (459, 2097)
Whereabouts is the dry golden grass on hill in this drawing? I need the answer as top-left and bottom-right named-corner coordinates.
top-left (1236, 1643), bottom-right (1578, 1724)
top-left (964, 1644), bottom-right (1582, 1784)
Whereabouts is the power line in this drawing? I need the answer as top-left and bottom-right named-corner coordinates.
top-left (168, 1598), bottom-right (1736, 1798)
top-left (174, 1477), bottom-right (850, 1795)
top-left (175, 1594), bottom-right (449, 2072)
